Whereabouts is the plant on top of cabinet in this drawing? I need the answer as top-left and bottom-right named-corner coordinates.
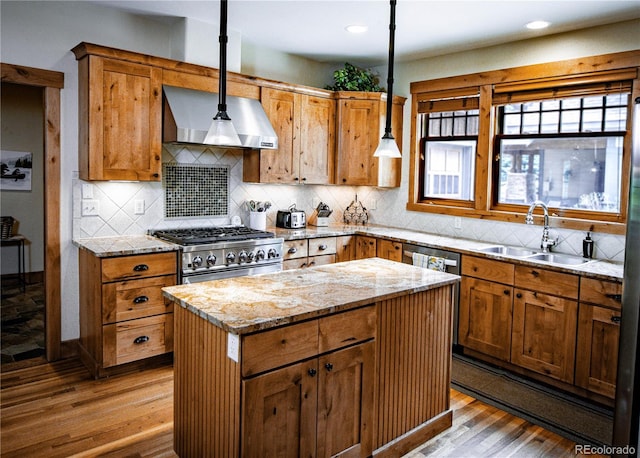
top-left (325, 62), bottom-right (383, 92)
top-left (73, 44), bottom-right (162, 181)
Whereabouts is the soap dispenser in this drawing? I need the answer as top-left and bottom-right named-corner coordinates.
top-left (583, 232), bottom-right (594, 259)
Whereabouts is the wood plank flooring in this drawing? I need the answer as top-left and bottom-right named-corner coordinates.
top-left (1, 358), bottom-right (594, 457)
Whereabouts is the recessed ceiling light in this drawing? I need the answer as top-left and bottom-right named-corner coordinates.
top-left (346, 24), bottom-right (368, 34)
top-left (526, 20), bottom-right (551, 30)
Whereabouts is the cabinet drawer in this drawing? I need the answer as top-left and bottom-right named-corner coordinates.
top-left (307, 254), bottom-right (335, 268)
top-left (283, 240), bottom-right (308, 260)
top-left (462, 256), bottom-right (514, 285)
top-left (101, 252), bottom-right (176, 282)
top-left (102, 274), bottom-right (176, 324)
top-left (515, 265), bottom-right (578, 299)
top-left (283, 258), bottom-right (309, 270)
top-left (103, 313), bottom-right (173, 367)
top-left (242, 320), bottom-right (319, 377)
top-left (308, 237), bottom-right (337, 256)
top-left (319, 306), bottom-right (375, 353)
top-left (580, 278), bottom-right (623, 310)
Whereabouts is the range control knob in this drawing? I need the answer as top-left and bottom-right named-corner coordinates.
top-left (256, 249), bottom-right (265, 261)
top-left (192, 256), bottom-right (203, 268)
top-left (247, 251), bottom-right (256, 262)
top-left (226, 252), bottom-right (236, 264)
top-left (238, 250), bottom-right (248, 263)
top-left (267, 248), bottom-right (278, 259)
top-left (206, 254), bottom-right (217, 266)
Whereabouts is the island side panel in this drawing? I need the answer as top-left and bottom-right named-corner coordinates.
top-left (174, 305), bottom-right (241, 457)
top-left (374, 285), bottom-right (454, 455)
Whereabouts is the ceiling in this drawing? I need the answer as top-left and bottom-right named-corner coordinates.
top-left (90, 0), bottom-right (640, 65)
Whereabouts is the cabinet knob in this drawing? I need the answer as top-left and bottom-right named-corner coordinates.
top-left (611, 316), bottom-right (622, 323)
top-left (133, 295), bottom-right (149, 304)
top-left (288, 247), bottom-right (297, 254)
top-left (133, 264), bottom-right (149, 272)
top-left (318, 244), bottom-right (327, 250)
top-left (516, 293), bottom-right (522, 298)
top-left (308, 368), bottom-right (317, 377)
top-left (325, 363), bottom-right (333, 372)
top-left (606, 293), bottom-right (623, 302)
top-left (134, 335), bottom-right (150, 345)
top-left (503, 290), bottom-right (510, 296)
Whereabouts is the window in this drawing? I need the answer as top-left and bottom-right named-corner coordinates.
top-left (408, 52), bottom-right (639, 233)
top-left (495, 93), bottom-right (628, 214)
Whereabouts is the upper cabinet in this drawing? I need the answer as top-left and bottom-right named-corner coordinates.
top-left (73, 44), bottom-right (162, 181)
top-left (335, 92), bottom-right (406, 187)
top-left (244, 87), bottom-right (335, 185)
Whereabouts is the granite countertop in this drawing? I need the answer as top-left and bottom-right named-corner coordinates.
top-left (162, 257), bottom-right (460, 335)
top-left (73, 235), bottom-right (180, 257)
top-left (273, 224), bottom-right (624, 281)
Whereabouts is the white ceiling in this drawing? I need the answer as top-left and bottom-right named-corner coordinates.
top-left (90, 0), bottom-right (640, 65)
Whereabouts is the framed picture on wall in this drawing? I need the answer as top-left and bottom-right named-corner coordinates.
top-left (0, 150), bottom-right (32, 191)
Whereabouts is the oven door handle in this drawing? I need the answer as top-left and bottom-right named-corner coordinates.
top-left (403, 250), bottom-right (458, 267)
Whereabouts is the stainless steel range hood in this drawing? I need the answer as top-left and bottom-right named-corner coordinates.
top-left (163, 85), bottom-right (278, 150)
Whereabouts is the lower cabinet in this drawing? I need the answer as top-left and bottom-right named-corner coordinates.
top-left (283, 236), bottom-right (337, 270)
top-left (242, 341), bottom-right (375, 457)
top-left (336, 235), bottom-right (356, 262)
top-left (376, 239), bottom-right (402, 262)
top-left (355, 235), bottom-right (377, 259)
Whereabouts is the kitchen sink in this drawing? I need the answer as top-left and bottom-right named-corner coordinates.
top-left (526, 253), bottom-right (591, 265)
top-left (480, 246), bottom-right (538, 257)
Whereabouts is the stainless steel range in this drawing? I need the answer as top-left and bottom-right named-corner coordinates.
top-left (152, 226), bottom-right (283, 284)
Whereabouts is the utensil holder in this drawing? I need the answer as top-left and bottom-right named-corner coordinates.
top-left (249, 211), bottom-right (266, 231)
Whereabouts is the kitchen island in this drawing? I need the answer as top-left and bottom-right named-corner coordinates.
top-left (163, 258), bottom-right (460, 457)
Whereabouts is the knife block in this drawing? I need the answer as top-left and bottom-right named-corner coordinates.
top-left (308, 212), bottom-right (329, 226)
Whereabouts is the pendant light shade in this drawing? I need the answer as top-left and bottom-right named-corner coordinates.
top-left (204, 0), bottom-right (241, 146)
top-left (373, 0), bottom-right (401, 158)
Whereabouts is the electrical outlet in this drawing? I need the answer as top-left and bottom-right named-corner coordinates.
top-left (81, 200), bottom-right (100, 216)
top-left (134, 199), bottom-right (145, 215)
top-left (227, 333), bottom-right (239, 362)
top-left (81, 183), bottom-right (93, 199)
top-left (454, 217), bottom-right (462, 229)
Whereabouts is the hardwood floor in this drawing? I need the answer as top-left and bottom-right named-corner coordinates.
top-left (1, 358), bottom-right (592, 457)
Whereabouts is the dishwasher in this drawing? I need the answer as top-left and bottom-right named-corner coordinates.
top-left (402, 243), bottom-right (462, 348)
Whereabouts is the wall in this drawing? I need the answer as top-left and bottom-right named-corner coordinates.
top-left (1, 0), bottom-right (637, 341)
top-left (0, 83), bottom-right (44, 275)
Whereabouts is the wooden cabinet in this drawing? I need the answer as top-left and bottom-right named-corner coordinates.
top-left (377, 239), bottom-right (402, 262)
top-left (244, 87), bottom-right (335, 184)
top-left (335, 92), bottom-right (405, 187)
top-left (241, 306), bottom-right (376, 457)
top-left (460, 257), bottom-right (514, 361)
top-left (282, 237), bottom-right (337, 270)
top-left (355, 235), bottom-right (377, 259)
top-left (78, 249), bottom-right (177, 377)
top-left (336, 235), bottom-right (356, 262)
top-left (73, 48), bottom-right (163, 181)
top-left (575, 278), bottom-right (623, 399)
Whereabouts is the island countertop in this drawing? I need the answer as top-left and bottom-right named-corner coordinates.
top-left (163, 257), bottom-right (460, 335)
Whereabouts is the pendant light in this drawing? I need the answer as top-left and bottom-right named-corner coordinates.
top-left (373, 0), bottom-right (402, 158)
top-left (204, 0), bottom-right (242, 146)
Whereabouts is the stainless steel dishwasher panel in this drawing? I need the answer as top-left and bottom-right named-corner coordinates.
top-left (402, 243), bottom-right (461, 346)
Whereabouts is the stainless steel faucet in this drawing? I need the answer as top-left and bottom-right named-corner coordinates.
top-left (525, 200), bottom-right (557, 252)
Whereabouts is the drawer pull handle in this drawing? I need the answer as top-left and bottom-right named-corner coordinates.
top-left (308, 368), bottom-right (317, 377)
top-left (134, 335), bottom-right (150, 345)
top-left (531, 270), bottom-right (540, 277)
top-left (516, 293), bottom-right (522, 299)
top-left (606, 293), bottom-right (623, 302)
top-left (504, 290), bottom-right (510, 295)
top-left (325, 363), bottom-right (333, 372)
top-left (288, 247), bottom-right (297, 254)
top-left (133, 295), bottom-right (149, 304)
top-left (611, 316), bottom-right (621, 323)
top-left (318, 244), bottom-right (328, 251)
top-left (133, 264), bottom-right (149, 272)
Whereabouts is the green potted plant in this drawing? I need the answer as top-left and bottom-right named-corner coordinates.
top-left (325, 62), bottom-right (384, 92)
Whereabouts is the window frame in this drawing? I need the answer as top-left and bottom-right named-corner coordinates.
top-left (408, 51), bottom-right (640, 235)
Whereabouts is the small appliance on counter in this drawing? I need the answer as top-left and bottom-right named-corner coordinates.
top-left (308, 202), bottom-right (332, 227)
top-left (276, 204), bottom-right (306, 229)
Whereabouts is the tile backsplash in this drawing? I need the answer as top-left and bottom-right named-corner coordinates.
top-left (72, 144), bottom-right (626, 262)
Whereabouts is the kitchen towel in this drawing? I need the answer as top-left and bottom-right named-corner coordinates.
top-left (412, 253), bottom-right (446, 272)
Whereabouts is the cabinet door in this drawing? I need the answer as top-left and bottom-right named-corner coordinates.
top-left (575, 304), bottom-right (621, 398)
top-left (82, 56), bottom-right (162, 181)
top-left (260, 88), bottom-right (300, 183)
top-left (300, 95), bottom-right (335, 184)
top-left (459, 277), bottom-right (513, 361)
top-left (336, 236), bottom-right (356, 262)
top-left (511, 289), bottom-right (577, 383)
top-left (355, 236), bottom-right (377, 260)
top-left (376, 239), bottom-right (402, 262)
top-left (242, 359), bottom-right (318, 457)
top-left (317, 342), bottom-right (375, 458)
top-left (336, 98), bottom-right (378, 185)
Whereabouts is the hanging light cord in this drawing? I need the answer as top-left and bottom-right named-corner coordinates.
top-left (216, 0), bottom-right (230, 121)
top-left (383, 0), bottom-right (396, 139)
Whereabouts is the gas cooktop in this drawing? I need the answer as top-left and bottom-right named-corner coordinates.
top-left (152, 226), bottom-right (275, 246)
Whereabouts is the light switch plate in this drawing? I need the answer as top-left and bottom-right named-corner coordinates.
top-left (134, 199), bottom-right (145, 215)
top-left (81, 200), bottom-right (100, 216)
top-left (81, 183), bottom-right (93, 199)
